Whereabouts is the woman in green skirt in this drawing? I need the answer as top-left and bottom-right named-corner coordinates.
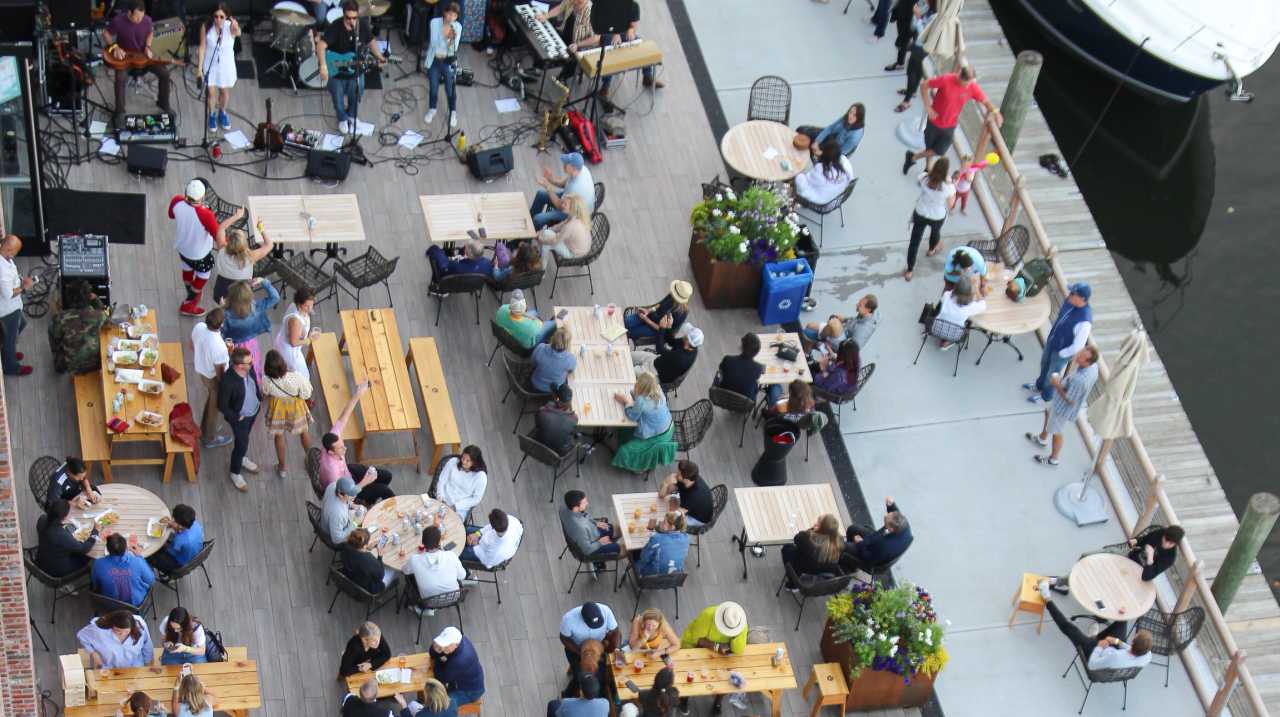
top-left (611, 372), bottom-right (676, 474)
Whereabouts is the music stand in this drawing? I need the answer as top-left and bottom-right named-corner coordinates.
top-left (584, 0), bottom-right (631, 133)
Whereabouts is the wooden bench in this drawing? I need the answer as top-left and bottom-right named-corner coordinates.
top-left (308, 332), bottom-right (366, 456)
top-left (159, 342), bottom-right (196, 484)
top-left (406, 337), bottom-right (462, 469)
top-left (78, 646), bottom-right (248, 666)
top-left (72, 372), bottom-right (113, 483)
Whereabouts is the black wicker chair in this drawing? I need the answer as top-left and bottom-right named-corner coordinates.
top-left (192, 176), bottom-right (248, 232)
top-left (306, 501), bottom-right (344, 581)
top-left (23, 546), bottom-right (90, 623)
top-left (401, 577), bottom-right (468, 642)
top-left (671, 399), bottom-right (713, 458)
top-left (622, 304), bottom-right (660, 349)
top-left (1099, 525), bottom-right (1166, 556)
top-left (28, 455), bottom-right (62, 512)
top-left (794, 179), bottom-right (857, 248)
top-left (812, 362), bottom-right (875, 427)
top-left (776, 563), bottom-right (853, 630)
top-left (660, 366), bottom-right (692, 398)
top-left (746, 75), bottom-right (792, 124)
top-left (843, 544), bottom-right (910, 583)
top-left (278, 252), bottom-right (339, 306)
top-left (430, 272), bottom-right (488, 326)
top-left (1134, 606), bottom-right (1206, 687)
top-left (335, 247), bottom-right (399, 308)
top-left (550, 213), bottom-right (611, 299)
top-left (621, 559), bottom-right (687, 619)
top-left (501, 354), bottom-right (552, 434)
top-left (561, 531), bottom-right (624, 594)
top-left (913, 318), bottom-right (971, 377)
top-left (796, 410), bottom-right (828, 462)
top-left (153, 539), bottom-right (215, 607)
top-left (1062, 615), bottom-right (1146, 713)
top-left (306, 447), bottom-right (325, 500)
top-left (488, 269), bottom-right (545, 312)
top-left (593, 182), bottom-right (606, 212)
top-left (461, 532), bottom-right (523, 606)
top-left (514, 433), bottom-right (582, 503)
top-left (327, 564), bottom-right (401, 620)
top-left (487, 318), bottom-right (535, 368)
top-left (685, 483), bottom-right (728, 568)
top-left (967, 224), bottom-right (1032, 268)
top-left (708, 386), bottom-right (757, 447)
top-left (89, 587), bottom-right (156, 619)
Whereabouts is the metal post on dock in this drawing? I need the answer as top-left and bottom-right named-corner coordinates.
top-left (1211, 492), bottom-right (1280, 613)
top-left (998, 51), bottom-right (1043, 154)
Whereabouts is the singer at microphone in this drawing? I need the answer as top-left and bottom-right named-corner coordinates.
top-left (196, 3), bottom-right (241, 132)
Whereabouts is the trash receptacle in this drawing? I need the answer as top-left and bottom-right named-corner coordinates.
top-left (757, 258), bottom-right (813, 326)
top-left (751, 417), bottom-right (798, 486)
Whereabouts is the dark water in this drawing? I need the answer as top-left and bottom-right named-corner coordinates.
top-left (990, 1), bottom-right (1280, 600)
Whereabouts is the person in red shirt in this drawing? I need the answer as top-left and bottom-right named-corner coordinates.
top-left (168, 179), bottom-right (240, 316)
top-left (902, 65), bottom-right (1002, 175)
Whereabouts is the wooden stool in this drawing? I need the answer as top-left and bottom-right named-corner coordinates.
top-left (1009, 572), bottom-right (1048, 633)
top-left (802, 662), bottom-right (849, 717)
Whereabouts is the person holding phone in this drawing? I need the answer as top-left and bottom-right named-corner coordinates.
top-left (318, 380), bottom-right (395, 505)
top-left (159, 606), bottom-right (207, 665)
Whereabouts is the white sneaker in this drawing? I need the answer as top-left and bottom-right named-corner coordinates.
top-left (449, 111), bottom-right (458, 128)
top-left (242, 459), bottom-right (260, 474)
top-left (1037, 579), bottom-right (1052, 601)
top-left (424, 109), bottom-right (437, 124)
top-left (277, 465), bottom-right (289, 479)
top-left (230, 473), bottom-right (248, 492)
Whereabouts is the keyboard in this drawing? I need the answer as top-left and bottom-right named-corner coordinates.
top-left (510, 3), bottom-right (570, 65)
top-left (577, 39), bottom-right (662, 78)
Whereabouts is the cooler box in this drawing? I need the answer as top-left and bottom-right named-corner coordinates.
top-left (757, 258), bottom-right (813, 325)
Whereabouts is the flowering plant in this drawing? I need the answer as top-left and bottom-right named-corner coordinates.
top-left (826, 581), bottom-right (948, 683)
top-left (690, 182), bottom-right (801, 264)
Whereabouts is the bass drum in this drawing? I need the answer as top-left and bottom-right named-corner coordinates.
top-left (296, 53), bottom-right (325, 89)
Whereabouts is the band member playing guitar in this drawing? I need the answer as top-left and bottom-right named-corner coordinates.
top-left (315, 0), bottom-right (386, 134)
top-left (102, 0), bottom-right (173, 129)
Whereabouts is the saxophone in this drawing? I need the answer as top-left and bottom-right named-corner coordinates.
top-left (536, 79), bottom-right (571, 154)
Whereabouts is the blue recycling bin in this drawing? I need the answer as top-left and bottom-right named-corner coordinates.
top-left (757, 258), bottom-right (813, 325)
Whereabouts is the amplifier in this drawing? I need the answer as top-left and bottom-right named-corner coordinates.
top-left (116, 112), bottom-right (175, 144)
top-left (58, 234), bottom-right (111, 307)
top-left (306, 148), bottom-right (351, 181)
top-left (467, 144), bottom-right (514, 181)
top-left (126, 143), bottom-right (167, 177)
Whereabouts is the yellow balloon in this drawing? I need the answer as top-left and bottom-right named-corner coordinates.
top-left (985, 152), bottom-right (1000, 166)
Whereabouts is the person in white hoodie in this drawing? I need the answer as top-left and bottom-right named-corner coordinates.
top-left (434, 446), bottom-right (488, 522)
top-left (404, 525), bottom-right (466, 614)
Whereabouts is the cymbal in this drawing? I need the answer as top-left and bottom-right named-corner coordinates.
top-left (272, 6), bottom-right (314, 25)
top-left (365, 0), bottom-right (391, 16)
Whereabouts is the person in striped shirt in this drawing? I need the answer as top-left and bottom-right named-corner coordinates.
top-left (1025, 346), bottom-right (1100, 466)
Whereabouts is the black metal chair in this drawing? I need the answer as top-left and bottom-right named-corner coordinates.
top-left (427, 453), bottom-right (459, 500)
top-left (462, 532), bottom-right (523, 605)
top-left (660, 367), bottom-right (692, 398)
top-left (253, 255), bottom-right (283, 292)
top-left (1134, 606), bottom-right (1206, 687)
top-left (514, 433), bottom-right (583, 503)
top-left (501, 354), bottom-right (552, 434)
top-left (622, 304), bottom-right (659, 349)
top-left (747, 75), bottom-right (792, 124)
top-left (306, 501), bottom-right (344, 580)
top-left (561, 531), bottom-right (624, 594)
top-left (550, 213), bottom-right (611, 299)
top-left (430, 272), bottom-right (488, 326)
top-left (621, 559), bottom-right (687, 619)
top-left (913, 318), bottom-right (971, 377)
top-left (967, 224), bottom-right (1032, 268)
top-left (23, 546), bottom-right (90, 623)
top-left (671, 399), bottom-right (713, 458)
top-left (192, 176), bottom-right (248, 232)
top-left (812, 362), bottom-right (876, 427)
top-left (1062, 615), bottom-right (1145, 713)
top-left (153, 539), bottom-right (215, 607)
top-left (89, 587), bottom-right (156, 619)
top-left (796, 410), bottom-right (828, 462)
top-left (488, 269), bottom-right (545, 312)
top-left (1099, 524), bottom-right (1166, 556)
top-left (685, 484), bottom-right (728, 568)
top-left (307, 447), bottom-right (325, 500)
top-left (845, 545), bottom-right (910, 583)
top-left (335, 246), bottom-right (399, 307)
top-left (593, 182), bottom-right (606, 212)
top-left (327, 564), bottom-right (401, 620)
top-left (401, 577), bottom-right (468, 642)
top-left (278, 251), bottom-right (339, 306)
top-left (708, 386), bottom-right (757, 447)
top-left (794, 179), bottom-right (857, 248)
top-left (776, 563), bottom-right (853, 630)
top-left (487, 317), bottom-right (535, 368)
top-left (30, 619), bottom-right (49, 651)
top-left (28, 455), bottom-right (62, 512)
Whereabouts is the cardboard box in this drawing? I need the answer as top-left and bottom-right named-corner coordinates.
top-left (59, 654), bottom-right (86, 690)
top-left (64, 686), bottom-right (87, 707)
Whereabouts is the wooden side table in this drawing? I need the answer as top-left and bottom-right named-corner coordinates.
top-left (802, 663), bottom-right (849, 717)
top-left (1009, 572), bottom-right (1049, 633)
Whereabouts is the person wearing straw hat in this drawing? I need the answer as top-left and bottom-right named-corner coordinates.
top-left (679, 601), bottom-right (748, 714)
top-left (625, 280), bottom-right (693, 342)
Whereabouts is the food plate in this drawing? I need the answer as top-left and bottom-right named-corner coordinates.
top-left (146, 517), bottom-right (165, 539)
top-left (94, 510), bottom-right (120, 528)
top-left (125, 324), bottom-right (144, 339)
top-left (112, 350), bottom-right (139, 365)
top-left (134, 410), bottom-right (163, 428)
top-left (139, 348), bottom-right (160, 368)
top-left (374, 668), bottom-right (412, 684)
top-left (115, 368), bottom-right (144, 384)
top-left (138, 379), bottom-right (164, 395)
top-left (115, 339), bottom-right (143, 352)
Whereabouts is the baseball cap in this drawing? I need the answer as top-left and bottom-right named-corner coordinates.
top-left (185, 179), bottom-right (206, 201)
top-left (336, 477), bottom-right (358, 497)
top-left (581, 601), bottom-right (604, 629)
top-left (433, 626), bottom-right (462, 648)
top-left (675, 323), bottom-right (704, 348)
top-left (509, 288), bottom-right (527, 314)
top-left (1069, 282), bottom-right (1092, 301)
top-left (560, 152), bottom-right (585, 170)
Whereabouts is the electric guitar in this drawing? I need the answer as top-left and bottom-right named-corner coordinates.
top-left (253, 98), bottom-right (284, 153)
top-left (325, 49), bottom-right (382, 77)
top-left (102, 48), bottom-right (184, 72)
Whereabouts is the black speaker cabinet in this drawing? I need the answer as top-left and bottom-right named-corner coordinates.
top-left (46, 0), bottom-right (90, 29)
top-left (126, 143), bottom-right (167, 177)
top-left (306, 149), bottom-right (352, 181)
top-left (467, 144), bottom-right (514, 181)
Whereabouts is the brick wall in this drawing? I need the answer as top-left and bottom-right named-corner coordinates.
top-left (0, 379), bottom-right (36, 716)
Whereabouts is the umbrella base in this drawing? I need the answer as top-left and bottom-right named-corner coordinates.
top-left (896, 115), bottom-right (925, 152)
top-left (1054, 482), bottom-right (1110, 527)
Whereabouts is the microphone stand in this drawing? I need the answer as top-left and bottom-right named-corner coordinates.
top-left (199, 23), bottom-right (224, 173)
top-left (341, 20), bottom-right (368, 164)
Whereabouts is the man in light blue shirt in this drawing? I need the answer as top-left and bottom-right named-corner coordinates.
top-left (321, 477), bottom-right (359, 545)
top-left (530, 152), bottom-right (595, 229)
top-left (150, 503), bottom-right (204, 575)
top-left (559, 603), bottom-right (620, 699)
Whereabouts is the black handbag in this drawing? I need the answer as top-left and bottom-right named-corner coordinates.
top-left (205, 628), bottom-right (228, 662)
top-left (918, 301), bottom-right (940, 326)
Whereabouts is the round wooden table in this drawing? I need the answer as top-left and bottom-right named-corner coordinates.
top-left (1068, 553), bottom-right (1157, 622)
top-left (69, 483), bottom-right (172, 559)
top-left (969, 278), bottom-right (1051, 336)
top-left (360, 495), bottom-right (465, 572)
top-left (720, 120), bottom-right (810, 182)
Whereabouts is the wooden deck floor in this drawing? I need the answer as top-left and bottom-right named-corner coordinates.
top-left (12, 4), bottom-right (916, 717)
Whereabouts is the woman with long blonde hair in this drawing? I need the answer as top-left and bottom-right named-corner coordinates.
top-left (538, 192), bottom-right (593, 267)
top-left (170, 673), bottom-right (216, 717)
top-left (612, 371), bottom-right (675, 473)
top-left (392, 677), bottom-right (456, 716)
top-left (628, 607), bottom-right (680, 655)
top-left (219, 278), bottom-right (279, 378)
top-left (213, 226), bottom-right (273, 304)
top-left (781, 513), bottom-right (843, 589)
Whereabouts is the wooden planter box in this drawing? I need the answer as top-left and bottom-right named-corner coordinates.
top-left (688, 233), bottom-right (762, 310)
top-left (820, 619), bottom-right (938, 711)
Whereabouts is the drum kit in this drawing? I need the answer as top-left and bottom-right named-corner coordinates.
top-left (263, 0), bottom-right (391, 90)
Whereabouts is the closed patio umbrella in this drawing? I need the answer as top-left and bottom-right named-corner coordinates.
top-left (919, 0), bottom-right (964, 61)
top-left (1054, 329), bottom-right (1151, 526)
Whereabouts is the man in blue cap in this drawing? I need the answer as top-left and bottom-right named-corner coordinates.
top-left (531, 152), bottom-right (595, 230)
top-left (1024, 282), bottom-right (1092, 404)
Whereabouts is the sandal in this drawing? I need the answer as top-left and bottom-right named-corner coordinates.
top-left (1033, 454), bottom-right (1060, 466)
top-left (894, 101), bottom-right (911, 113)
top-left (1024, 432), bottom-right (1048, 447)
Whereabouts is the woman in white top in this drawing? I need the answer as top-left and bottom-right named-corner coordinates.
top-left (274, 287), bottom-right (316, 382)
top-left (434, 445), bottom-right (487, 522)
top-left (538, 193), bottom-right (592, 268)
top-left (212, 226), bottom-right (273, 304)
top-left (935, 274), bottom-right (986, 349)
top-left (794, 137), bottom-right (854, 206)
top-left (423, 2), bottom-right (462, 128)
top-left (196, 4), bottom-right (241, 132)
top-left (903, 157), bottom-right (956, 281)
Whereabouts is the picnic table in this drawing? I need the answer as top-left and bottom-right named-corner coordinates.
top-left (420, 192), bottom-right (536, 245)
top-left (613, 491), bottom-right (680, 551)
top-left (69, 483), bottom-right (172, 559)
top-left (68, 648), bottom-right (260, 717)
top-left (611, 643), bottom-right (797, 717)
top-left (248, 194), bottom-right (367, 261)
top-left (731, 485), bottom-right (842, 579)
top-left (554, 305), bottom-right (636, 429)
top-left (343, 652), bottom-right (431, 701)
top-left (360, 494), bottom-right (465, 572)
top-left (754, 332), bottom-right (811, 385)
top-left (340, 308), bottom-right (422, 465)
